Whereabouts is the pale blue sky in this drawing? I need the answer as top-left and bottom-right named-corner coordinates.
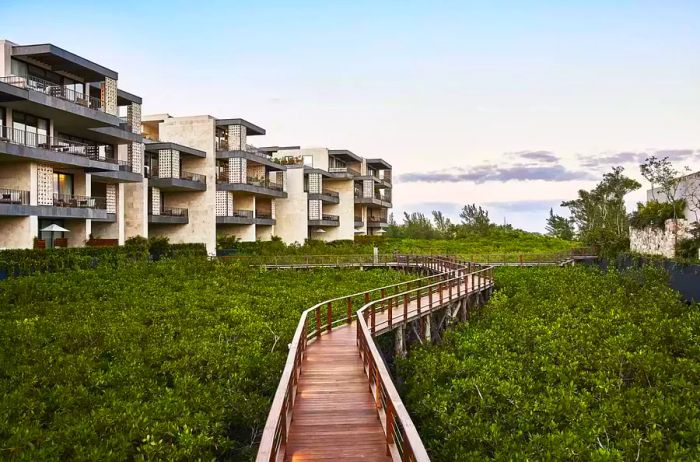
top-left (3, 1), bottom-right (699, 231)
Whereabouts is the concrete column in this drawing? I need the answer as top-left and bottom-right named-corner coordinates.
top-left (394, 325), bottom-right (406, 358)
top-left (424, 314), bottom-right (432, 343)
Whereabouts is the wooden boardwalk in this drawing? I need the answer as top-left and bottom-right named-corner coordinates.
top-left (285, 323), bottom-right (392, 462)
top-left (257, 257), bottom-right (496, 462)
top-left (282, 276), bottom-right (479, 461)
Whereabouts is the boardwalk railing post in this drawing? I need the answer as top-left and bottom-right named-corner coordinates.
top-left (403, 294), bottom-right (408, 322)
top-left (327, 302), bottom-right (332, 332)
top-left (386, 403), bottom-right (394, 455)
top-left (417, 289), bottom-right (421, 315)
top-left (347, 298), bottom-right (353, 324)
top-left (314, 307), bottom-right (322, 335)
top-left (428, 285), bottom-right (433, 310)
top-left (388, 296), bottom-right (393, 328)
top-left (371, 305), bottom-right (376, 334)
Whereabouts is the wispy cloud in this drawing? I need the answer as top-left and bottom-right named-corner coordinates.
top-left (578, 149), bottom-right (697, 168)
top-left (399, 164), bottom-right (595, 184)
top-left (483, 199), bottom-right (568, 212)
top-left (511, 150), bottom-right (560, 163)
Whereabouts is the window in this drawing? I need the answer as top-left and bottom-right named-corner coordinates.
top-left (12, 111), bottom-right (49, 146)
top-left (303, 155), bottom-right (313, 167)
top-left (53, 172), bottom-right (74, 197)
top-left (0, 107), bottom-right (5, 134)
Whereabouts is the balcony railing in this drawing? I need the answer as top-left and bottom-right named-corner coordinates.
top-left (216, 172), bottom-right (284, 191)
top-left (354, 214), bottom-right (363, 222)
top-left (148, 167), bottom-right (206, 184)
top-left (216, 140), bottom-right (272, 160)
top-left (322, 188), bottom-right (339, 198)
top-left (321, 214), bottom-right (339, 222)
top-left (180, 171), bottom-right (207, 184)
top-left (0, 126), bottom-right (127, 167)
top-left (154, 207), bottom-right (188, 218)
top-left (369, 216), bottom-right (388, 224)
top-left (0, 75), bottom-right (103, 111)
top-left (53, 193), bottom-right (106, 209)
top-left (353, 188), bottom-right (392, 203)
top-left (256, 212), bottom-right (273, 220)
top-left (329, 166), bottom-right (361, 176)
top-left (0, 188), bottom-right (30, 205)
top-left (247, 176), bottom-right (284, 191)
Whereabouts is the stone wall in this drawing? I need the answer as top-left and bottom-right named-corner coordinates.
top-left (630, 219), bottom-right (693, 258)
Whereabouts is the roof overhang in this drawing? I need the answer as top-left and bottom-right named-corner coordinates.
top-left (12, 44), bottom-right (118, 81)
top-left (145, 142), bottom-right (206, 158)
top-left (366, 158), bottom-right (392, 169)
top-left (328, 149), bottom-right (362, 163)
top-left (117, 89), bottom-right (142, 105)
top-left (257, 146), bottom-right (300, 154)
top-left (215, 118), bottom-right (266, 135)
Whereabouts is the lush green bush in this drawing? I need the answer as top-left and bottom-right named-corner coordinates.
top-left (630, 199), bottom-right (686, 230)
top-left (676, 223), bottom-right (700, 261)
top-left (398, 266), bottom-right (700, 461)
top-left (0, 259), bottom-right (411, 460)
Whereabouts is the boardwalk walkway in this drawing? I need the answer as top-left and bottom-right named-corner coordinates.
top-left (285, 323), bottom-right (392, 462)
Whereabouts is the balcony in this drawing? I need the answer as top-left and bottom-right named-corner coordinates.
top-left (216, 141), bottom-right (285, 171)
top-left (0, 75), bottom-right (118, 127)
top-left (329, 166), bottom-right (361, 177)
top-left (0, 188), bottom-right (111, 220)
top-left (354, 214), bottom-right (364, 227)
top-left (255, 211), bottom-right (275, 226)
top-left (148, 167), bottom-right (207, 192)
top-left (368, 215), bottom-right (388, 228)
top-left (307, 187), bottom-right (340, 204)
top-left (0, 126), bottom-right (135, 175)
top-left (149, 207), bottom-right (188, 225)
top-left (308, 213), bottom-right (340, 227)
top-left (353, 188), bottom-right (392, 207)
top-left (216, 173), bottom-right (287, 198)
top-left (217, 208), bottom-right (255, 225)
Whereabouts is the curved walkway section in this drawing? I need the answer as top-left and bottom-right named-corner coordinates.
top-left (256, 255), bottom-right (494, 462)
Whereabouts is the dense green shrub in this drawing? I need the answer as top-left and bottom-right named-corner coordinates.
top-left (398, 266), bottom-right (700, 461)
top-left (0, 238), bottom-right (207, 279)
top-left (629, 199), bottom-right (686, 229)
top-left (0, 259), bottom-right (411, 460)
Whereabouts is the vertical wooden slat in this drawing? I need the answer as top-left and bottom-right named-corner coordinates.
top-left (386, 402), bottom-right (394, 455)
top-left (388, 296), bottom-right (393, 328)
top-left (403, 294), bottom-right (408, 322)
top-left (371, 305), bottom-right (376, 334)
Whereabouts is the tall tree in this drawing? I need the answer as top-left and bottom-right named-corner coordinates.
top-left (458, 204), bottom-right (491, 235)
top-left (562, 166), bottom-right (640, 255)
top-left (545, 208), bottom-right (575, 241)
top-left (640, 156), bottom-right (687, 220)
top-left (432, 210), bottom-right (454, 238)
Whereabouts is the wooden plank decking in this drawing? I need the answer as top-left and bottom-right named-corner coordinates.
top-left (285, 323), bottom-right (392, 462)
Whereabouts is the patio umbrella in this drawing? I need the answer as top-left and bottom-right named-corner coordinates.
top-left (312, 228), bottom-right (326, 233)
top-left (41, 224), bottom-right (70, 233)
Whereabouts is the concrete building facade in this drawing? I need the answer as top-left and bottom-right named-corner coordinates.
top-left (0, 40), bottom-right (143, 249)
top-left (0, 39), bottom-right (393, 251)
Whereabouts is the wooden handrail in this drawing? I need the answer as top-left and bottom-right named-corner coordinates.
top-left (256, 254), bottom-right (481, 461)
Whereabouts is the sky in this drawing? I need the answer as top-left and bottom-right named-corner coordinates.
top-left (2, 0), bottom-right (699, 232)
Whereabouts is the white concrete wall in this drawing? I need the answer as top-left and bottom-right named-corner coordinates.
top-left (156, 116), bottom-right (217, 255)
top-left (630, 219), bottom-right (693, 258)
top-left (0, 217), bottom-right (33, 249)
top-left (274, 167), bottom-right (308, 244)
top-left (647, 172), bottom-right (700, 223)
top-left (217, 224), bottom-right (255, 241)
top-left (321, 177), bottom-right (354, 241)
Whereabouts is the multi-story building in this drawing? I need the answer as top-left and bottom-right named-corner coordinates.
top-left (142, 114), bottom-right (289, 253)
top-left (0, 39), bottom-right (393, 251)
top-left (0, 40), bottom-right (144, 249)
top-left (262, 147), bottom-right (393, 241)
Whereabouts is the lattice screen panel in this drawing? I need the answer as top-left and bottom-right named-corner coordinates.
top-left (151, 188), bottom-right (161, 215)
top-left (309, 199), bottom-right (321, 220)
top-left (106, 184), bottom-right (117, 213)
top-left (102, 77), bottom-right (118, 115)
top-left (36, 164), bottom-right (53, 205)
top-left (129, 142), bottom-right (144, 174)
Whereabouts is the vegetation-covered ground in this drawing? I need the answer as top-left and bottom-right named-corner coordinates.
top-left (0, 258), bottom-right (411, 461)
top-left (398, 266), bottom-right (700, 461)
top-left (222, 229), bottom-right (576, 257)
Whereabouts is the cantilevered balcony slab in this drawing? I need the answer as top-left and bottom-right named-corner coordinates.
top-left (216, 150), bottom-right (285, 170)
top-left (90, 168), bottom-right (143, 184)
top-left (0, 203), bottom-right (109, 220)
top-left (354, 196), bottom-right (392, 208)
top-left (0, 139), bottom-right (122, 171)
top-left (0, 80), bottom-right (119, 129)
top-left (367, 220), bottom-right (389, 228)
top-left (146, 142), bottom-right (206, 158)
top-left (216, 182), bottom-right (287, 199)
top-left (308, 192), bottom-right (340, 204)
top-left (149, 177), bottom-right (207, 192)
top-left (308, 219), bottom-right (340, 227)
top-left (149, 214), bottom-right (188, 225)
